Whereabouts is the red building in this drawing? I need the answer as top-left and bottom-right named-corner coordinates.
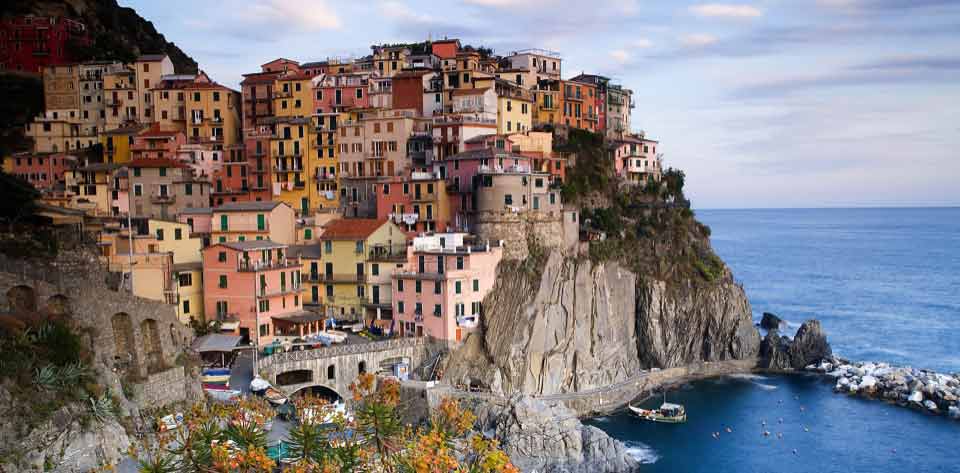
top-left (431, 39), bottom-right (461, 60)
top-left (392, 70), bottom-right (430, 116)
top-left (4, 151), bottom-right (76, 191)
top-left (0, 16), bottom-right (89, 74)
top-left (211, 145), bottom-right (252, 206)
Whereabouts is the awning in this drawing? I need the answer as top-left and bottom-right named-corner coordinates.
top-left (220, 321), bottom-right (240, 331)
top-left (272, 311), bottom-right (325, 325)
top-left (192, 334), bottom-right (243, 353)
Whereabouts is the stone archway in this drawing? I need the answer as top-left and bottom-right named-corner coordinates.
top-left (111, 312), bottom-right (139, 374)
top-left (292, 384), bottom-right (342, 403)
top-left (6, 285), bottom-right (37, 313)
top-left (45, 294), bottom-right (71, 318)
top-left (276, 369), bottom-right (313, 386)
top-left (140, 318), bottom-right (164, 374)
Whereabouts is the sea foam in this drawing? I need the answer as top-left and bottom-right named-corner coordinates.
top-left (623, 441), bottom-right (659, 464)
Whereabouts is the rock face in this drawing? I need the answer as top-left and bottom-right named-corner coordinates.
top-left (494, 396), bottom-right (638, 473)
top-left (760, 312), bottom-right (783, 330)
top-left (635, 278), bottom-right (759, 368)
top-left (789, 320), bottom-right (832, 369)
top-left (758, 320), bottom-right (832, 370)
top-left (444, 250), bottom-right (760, 396)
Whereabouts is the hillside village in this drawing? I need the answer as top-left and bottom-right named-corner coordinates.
top-left (4, 27), bottom-right (665, 350)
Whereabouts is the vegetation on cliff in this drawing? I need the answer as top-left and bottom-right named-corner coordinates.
top-left (556, 129), bottom-right (725, 285)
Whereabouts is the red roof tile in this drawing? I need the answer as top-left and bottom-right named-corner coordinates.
top-left (321, 218), bottom-right (388, 240)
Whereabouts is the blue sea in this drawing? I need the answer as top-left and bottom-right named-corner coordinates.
top-left (588, 208), bottom-right (960, 472)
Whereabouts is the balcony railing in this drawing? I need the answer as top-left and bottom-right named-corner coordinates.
top-left (318, 273), bottom-right (366, 283)
top-left (368, 244), bottom-right (408, 262)
top-left (256, 285), bottom-right (302, 298)
top-left (150, 193), bottom-right (175, 204)
top-left (238, 258), bottom-right (300, 272)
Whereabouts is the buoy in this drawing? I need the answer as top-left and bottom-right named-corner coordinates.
top-left (725, 427), bottom-right (732, 433)
top-left (777, 432), bottom-right (783, 439)
top-left (793, 449), bottom-right (798, 455)
top-left (763, 430), bottom-right (770, 437)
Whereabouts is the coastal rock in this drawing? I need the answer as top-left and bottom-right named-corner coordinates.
top-left (949, 406), bottom-right (959, 420)
top-left (758, 330), bottom-right (793, 370)
top-left (494, 396), bottom-right (639, 473)
top-left (924, 400), bottom-right (938, 412)
top-left (760, 312), bottom-right (784, 331)
top-left (445, 250), bottom-right (759, 396)
top-left (788, 320), bottom-right (832, 370)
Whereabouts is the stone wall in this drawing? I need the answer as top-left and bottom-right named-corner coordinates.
top-left (473, 210), bottom-right (576, 260)
top-left (133, 365), bottom-right (200, 407)
top-left (0, 252), bottom-right (193, 385)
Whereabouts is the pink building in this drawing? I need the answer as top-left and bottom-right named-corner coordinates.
top-left (432, 148), bottom-right (532, 229)
top-left (313, 72), bottom-right (372, 113)
top-left (131, 125), bottom-right (186, 161)
top-left (392, 234), bottom-right (503, 343)
top-left (202, 240), bottom-right (312, 345)
top-left (5, 151), bottom-right (76, 191)
top-left (609, 135), bottom-right (661, 185)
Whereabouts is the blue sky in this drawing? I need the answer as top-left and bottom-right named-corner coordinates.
top-left (123, 0), bottom-right (960, 208)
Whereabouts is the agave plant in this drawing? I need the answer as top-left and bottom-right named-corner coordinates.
top-left (57, 361), bottom-right (90, 387)
top-left (34, 364), bottom-right (58, 390)
top-left (88, 394), bottom-right (115, 423)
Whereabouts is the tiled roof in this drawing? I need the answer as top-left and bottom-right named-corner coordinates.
top-left (126, 158), bottom-right (189, 169)
top-left (464, 133), bottom-right (498, 144)
top-left (180, 207), bottom-right (213, 215)
top-left (214, 201), bottom-right (286, 212)
top-left (240, 71), bottom-right (282, 85)
top-left (451, 87), bottom-right (492, 96)
top-left (445, 148), bottom-right (528, 161)
top-left (137, 54), bottom-right (168, 62)
top-left (219, 240), bottom-right (286, 251)
top-left (321, 218), bottom-right (387, 240)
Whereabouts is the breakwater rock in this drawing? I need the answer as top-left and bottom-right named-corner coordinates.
top-left (759, 319), bottom-right (832, 371)
top-left (807, 358), bottom-right (960, 419)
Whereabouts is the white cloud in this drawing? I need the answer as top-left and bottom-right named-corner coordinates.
top-left (632, 38), bottom-right (654, 48)
top-left (381, 0), bottom-right (435, 23)
top-left (610, 49), bottom-right (630, 64)
top-left (689, 4), bottom-right (763, 19)
top-left (680, 33), bottom-right (719, 47)
top-left (242, 0), bottom-right (342, 30)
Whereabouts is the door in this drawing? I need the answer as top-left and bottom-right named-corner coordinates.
top-left (239, 327), bottom-right (250, 345)
top-left (325, 263), bottom-right (333, 278)
top-left (372, 286), bottom-right (380, 305)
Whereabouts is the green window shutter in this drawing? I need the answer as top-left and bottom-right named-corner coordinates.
top-left (220, 215), bottom-right (228, 231)
top-left (257, 214), bottom-right (265, 231)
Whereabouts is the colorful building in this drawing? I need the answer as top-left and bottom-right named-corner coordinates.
top-left (3, 151), bottom-right (76, 192)
top-left (375, 171), bottom-right (452, 234)
top-left (560, 80), bottom-right (599, 132)
top-left (503, 49), bottom-right (562, 86)
top-left (314, 218), bottom-right (406, 320)
top-left (372, 45), bottom-right (410, 78)
top-left (210, 201), bottom-right (296, 245)
top-left (127, 158), bottom-right (210, 220)
top-left (63, 162), bottom-right (126, 216)
top-left (393, 233), bottom-right (503, 342)
top-left (0, 16), bottom-right (90, 74)
top-left (493, 79), bottom-right (534, 134)
top-left (610, 136), bottom-right (661, 185)
top-left (147, 219), bottom-right (205, 323)
top-left (131, 125), bottom-right (185, 160)
top-left (202, 240), bottom-right (304, 345)
top-left (133, 54), bottom-right (175, 123)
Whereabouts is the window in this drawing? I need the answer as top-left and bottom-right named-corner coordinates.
top-left (372, 263), bottom-right (379, 276)
top-left (356, 285), bottom-right (365, 298)
top-left (434, 281), bottom-right (441, 294)
top-left (185, 183), bottom-right (193, 195)
top-left (456, 256), bottom-right (464, 270)
top-left (324, 240), bottom-right (332, 253)
top-left (415, 280), bottom-right (422, 294)
top-left (216, 301), bottom-right (228, 316)
top-left (259, 300), bottom-right (269, 312)
top-left (133, 184), bottom-right (142, 196)
top-left (304, 228), bottom-right (312, 239)
top-left (133, 168), bottom-right (141, 177)
top-left (504, 194), bottom-right (513, 205)
top-left (182, 300), bottom-right (190, 314)
top-left (218, 251), bottom-right (227, 262)
top-left (220, 215), bottom-right (228, 231)
top-left (327, 365), bottom-right (335, 380)
top-left (356, 88), bottom-right (363, 99)
top-left (174, 228), bottom-right (182, 240)
top-left (159, 167), bottom-right (166, 177)
top-left (193, 92), bottom-right (200, 102)
top-left (178, 273), bottom-right (193, 287)
top-left (397, 279), bottom-right (404, 292)
top-left (398, 301), bottom-right (405, 313)
top-left (326, 285), bottom-right (333, 297)
top-left (218, 275), bottom-right (227, 288)
top-left (155, 228), bottom-right (164, 241)
top-left (473, 279), bottom-right (479, 291)
top-left (433, 304), bottom-right (442, 317)
top-left (455, 281), bottom-right (462, 294)
top-left (257, 214), bottom-right (265, 231)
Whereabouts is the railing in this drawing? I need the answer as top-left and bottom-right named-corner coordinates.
top-left (238, 259), bottom-right (300, 272)
top-left (259, 337), bottom-right (426, 367)
top-left (256, 285), bottom-right (302, 298)
top-left (317, 273), bottom-right (366, 283)
top-left (150, 193), bottom-right (175, 204)
top-left (368, 244), bottom-right (408, 262)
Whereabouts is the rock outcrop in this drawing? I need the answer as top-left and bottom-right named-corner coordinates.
top-left (758, 320), bottom-right (832, 370)
top-left (444, 250), bottom-right (760, 397)
top-left (494, 396), bottom-right (638, 473)
top-left (760, 312), bottom-right (783, 331)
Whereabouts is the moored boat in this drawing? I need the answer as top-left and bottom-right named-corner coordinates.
top-left (628, 402), bottom-right (687, 423)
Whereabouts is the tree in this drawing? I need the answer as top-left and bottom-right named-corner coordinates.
top-left (0, 170), bottom-right (39, 231)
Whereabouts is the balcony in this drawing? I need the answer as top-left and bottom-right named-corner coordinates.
top-left (368, 243), bottom-right (408, 262)
top-left (318, 273), bottom-right (366, 283)
top-left (256, 285), bottom-right (302, 298)
top-left (238, 259), bottom-right (300, 272)
top-left (314, 173), bottom-right (337, 181)
top-left (150, 193), bottom-right (175, 204)
top-left (188, 135), bottom-right (224, 145)
top-left (302, 273), bottom-right (320, 283)
top-left (273, 164), bottom-right (303, 172)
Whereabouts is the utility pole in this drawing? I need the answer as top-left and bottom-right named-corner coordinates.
top-left (127, 210), bottom-right (134, 293)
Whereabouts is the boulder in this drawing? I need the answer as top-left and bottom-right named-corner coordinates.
top-left (908, 391), bottom-right (923, 403)
top-left (788, 320), bottom-right (832, 370)
top-left (859, 376), bottom-right (878, 391)
top-left (760, 312), bottom-right (784, 331)
top-left (924, 400), bottom-right (938, 412)
top-left (758, 329), bottom-right (793, 370)
top-left (495, 396), bottom-right (639, 473)
top-left (948, 406), bottom-right (959, 420)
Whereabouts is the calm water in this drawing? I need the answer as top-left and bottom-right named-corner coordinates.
top-left (588, 208), bottom-right (960, 472)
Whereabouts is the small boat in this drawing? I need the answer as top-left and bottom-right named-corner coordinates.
top-left (264, 387), bottom-right (288, 406)
top-left (317, 330), bottom-right (347, 343)
top-left (201, 374), bottom-right (231, 383)
top-left (628, 402), bottom-right (687, 423)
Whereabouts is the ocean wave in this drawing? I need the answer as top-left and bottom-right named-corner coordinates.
top-left (623, 441), bottom-right (659, 464)
top-left (591, 416), bottom-right (610, 423)
top-left (727, 374), bottom-right (778, 390)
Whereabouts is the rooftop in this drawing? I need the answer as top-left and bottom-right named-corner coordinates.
top-left (126, 158), bottom-right (189, 169)
top-left (219, 240), bottom-right (287, 251)
top-left (136, 54), bottom-right (169, 62)
top-left (180, 207), bottom-right (213, 215)
top-left (321, 218), bottom-right (388, 240)
top-left (214, 201), bottom-right (287, 212)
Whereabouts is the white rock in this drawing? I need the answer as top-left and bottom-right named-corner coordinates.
top-left (924, 400), bottom-right (938, 411)
top-left (852, 366), bottom-right (866, 377)
top-left (949, 406), bottom-right (959, 419)
top-left (848, 384), bottom-right (859, 394)
top-left (859, 376), bottom-right (878, 390)
top-left (908, 391), bottom-right (923, 403)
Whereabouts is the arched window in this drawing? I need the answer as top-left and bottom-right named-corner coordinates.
top-left (358, 361), bottom-right (366, 374)
top-left (327, 364), bottom-right (335, 380)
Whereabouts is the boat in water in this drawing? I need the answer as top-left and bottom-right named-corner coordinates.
top-left (629, 395), bottom-right (687, 424)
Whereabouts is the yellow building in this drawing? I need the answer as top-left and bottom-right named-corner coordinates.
top-left (100, 124), bottom-right (146, 164)
top-left (148, 219), bottom-right (205, 323)
top-left (182, 81), bottom-right (243, 149)
top-left (315, 218), bottom-right (405, 320)
top-left (494, 79), bottom-right (534, 135)
top-left (133, 55), bottom-right (175, 123)
top-left (532, 79), bottom-right (562, 127)
top-left (63, 163), bottom-right (125, 216)
top-left (103, 65), bottom-right (138, 130)
top-left (267, 71), bottom-right (322, 214)
top-left (313, 112), bottom-right (340, 210)
top-left (373, 46), bottom-right (410, 78)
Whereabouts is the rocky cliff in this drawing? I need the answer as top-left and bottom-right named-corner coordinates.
top-left (444, 248), bottom-right (760, 397)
